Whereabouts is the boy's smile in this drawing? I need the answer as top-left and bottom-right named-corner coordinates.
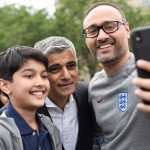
top-left (7, 59), bottom-right (50, 110)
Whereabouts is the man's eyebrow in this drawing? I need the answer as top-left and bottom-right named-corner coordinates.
top-left (67, 60), bottom-right (77, 63)
top-left (86, 24), bottom-right (98, 29)
top-left (86, 21), bottom-right (112, 29)
top-left (48, 64), bottom-right (61, 68)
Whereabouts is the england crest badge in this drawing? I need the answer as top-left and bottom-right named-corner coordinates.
top-left (118, 92), bottom-right (128, 112)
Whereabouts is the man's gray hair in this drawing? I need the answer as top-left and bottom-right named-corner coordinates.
top-left (34, 36), bottom-right (76, 56)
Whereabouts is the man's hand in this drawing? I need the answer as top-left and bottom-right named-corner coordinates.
top-left (133, 60), bottom-right (150, 112)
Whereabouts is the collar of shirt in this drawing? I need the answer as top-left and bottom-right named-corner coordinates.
top-left (4, 103), bottom-right (52, 150)
top-left (5, 103), bottom-right (35, 135)
top-left (45, 95), bottom-right (79, 150)
top-left (45, 95), bottom-right (74, 111)
top-left (4, 103), bottom-right (48, 136)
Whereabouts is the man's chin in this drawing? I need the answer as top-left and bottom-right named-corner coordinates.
top-left (61, 89), bottom-right (74, 97)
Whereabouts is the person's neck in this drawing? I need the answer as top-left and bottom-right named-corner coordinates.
top-left (48, 94), bottom-right (69, 111)
top-left (101, 52), bottom-right (131, 75)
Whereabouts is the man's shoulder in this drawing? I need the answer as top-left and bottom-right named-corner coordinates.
top-left (75, 81), bottom-right (88, 91)
top-left (73, 81), bottom-right (89, 102)
top-left (89, 70), bottom-right (105, 88)
top-left (74, 81), bottom-right (88, 97)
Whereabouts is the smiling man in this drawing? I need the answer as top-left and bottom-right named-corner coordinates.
top-left (83, 2), bottom-right (150, 150)
top-left (34, 36), bottom-right (95, 150)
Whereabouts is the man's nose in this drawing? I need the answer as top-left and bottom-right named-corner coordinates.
top-left (61, 67), bottom-right (71, 79)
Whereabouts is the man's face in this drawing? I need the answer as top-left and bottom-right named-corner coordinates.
top-left (83, 5), bottom-right (130, 64)
top-left (6, 59), bottom-right (50, 110)
top-left (47, 49), bottom-right (78, 101)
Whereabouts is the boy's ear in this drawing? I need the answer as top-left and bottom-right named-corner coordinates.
top-left (0, 79), bottom-right (11, 95)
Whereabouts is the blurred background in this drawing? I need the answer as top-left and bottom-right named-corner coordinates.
top-left (0, 0), bottom-right (150, 81)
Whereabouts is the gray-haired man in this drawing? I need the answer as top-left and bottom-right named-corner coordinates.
top-left (34, 36), bottom-right (96, 150)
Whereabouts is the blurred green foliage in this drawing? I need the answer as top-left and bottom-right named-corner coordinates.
top-left (0, 5), bottom-right (58, 50)
top-left (0, 1), bottom-right (150, 79)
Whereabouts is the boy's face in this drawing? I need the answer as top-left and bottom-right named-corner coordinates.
top-left (6, 59), bottom-right (50, 110)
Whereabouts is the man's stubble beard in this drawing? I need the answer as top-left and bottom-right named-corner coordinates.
top-left (96, 46), bottom-right (126, 66)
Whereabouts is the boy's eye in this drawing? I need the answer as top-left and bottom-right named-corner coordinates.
top-left (25, 74), bottom-right (33, 78)
top-left (42, 73), bottom-right (48, 79)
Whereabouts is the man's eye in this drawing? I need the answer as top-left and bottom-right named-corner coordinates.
top-left (88, 28), bottom-right (97, 33)
top-left (106, 25), bottom-right (114, 29)
top-left (48, 67), bottom-right (61, 74)
top-left (67, 62), bottom-right (77, 70)
top-left (104, 22), bottom-right (116, 31)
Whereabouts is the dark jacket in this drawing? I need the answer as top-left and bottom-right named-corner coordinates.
top-left (38, 81), bottom-right (94, 150)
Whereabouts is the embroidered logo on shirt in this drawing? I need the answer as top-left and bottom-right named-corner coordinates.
top-left (118, 92), bottom-right (128, 112)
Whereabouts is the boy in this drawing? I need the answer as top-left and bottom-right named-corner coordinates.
top-left (0, 46), bottom-right (61, 150)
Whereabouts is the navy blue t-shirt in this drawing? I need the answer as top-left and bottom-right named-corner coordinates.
top-left (5, 103), bottom-right (53, 150)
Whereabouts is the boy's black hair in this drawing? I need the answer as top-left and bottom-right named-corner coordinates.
top-left (0, 46), bottom-right (48, 81)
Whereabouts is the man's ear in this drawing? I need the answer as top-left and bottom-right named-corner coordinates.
top-left (125, 23), bottom-right (130, 39)
top-left (0, 79), bottom-right (11, 95)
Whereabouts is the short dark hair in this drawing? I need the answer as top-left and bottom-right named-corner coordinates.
top-left (84, 2), bottom-right (126, 22)
top-left (0, 46), bottom-right (48, 81)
